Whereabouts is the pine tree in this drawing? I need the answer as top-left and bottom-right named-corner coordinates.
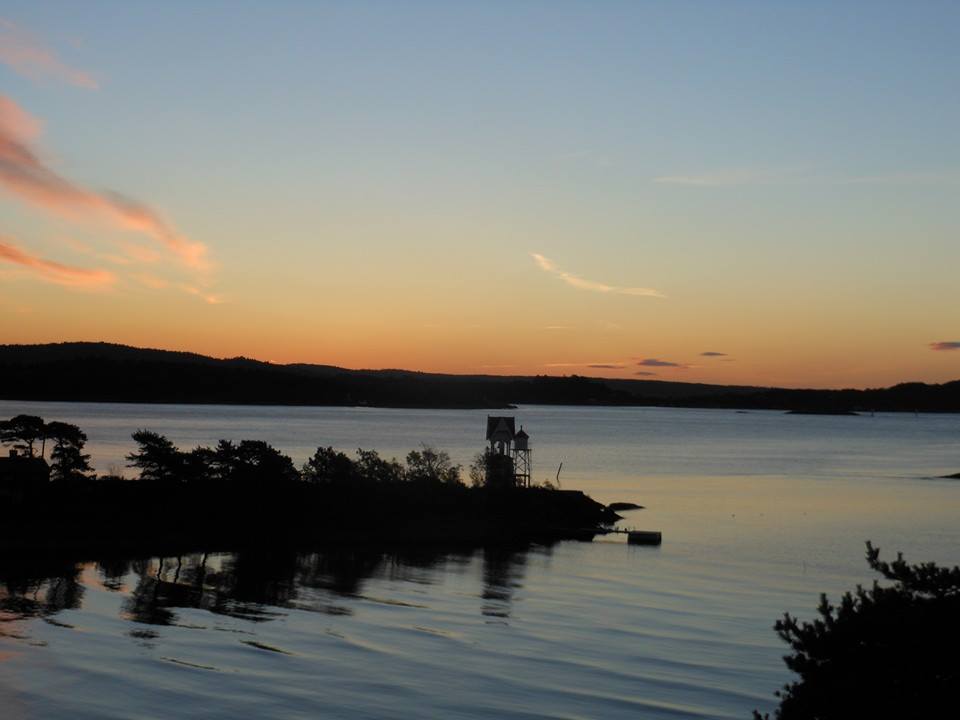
top-left (46, 421), bottom-right (93, 481)
top-left (756, 542), bottom-right (960, 719)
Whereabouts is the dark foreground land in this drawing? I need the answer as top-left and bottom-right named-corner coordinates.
top-left (3, 342), bottom-right (960, 412)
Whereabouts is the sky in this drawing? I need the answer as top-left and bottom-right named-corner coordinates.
top-left (1, 1), bottom-right (958, 388)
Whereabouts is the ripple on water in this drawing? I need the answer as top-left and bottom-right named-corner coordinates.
top-left (1, 404), bottom-right (958, 719)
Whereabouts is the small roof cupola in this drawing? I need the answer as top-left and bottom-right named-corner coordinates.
top-left (514, 426), bottom-right (529, 451)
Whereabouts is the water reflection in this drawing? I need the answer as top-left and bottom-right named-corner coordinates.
top-left (0, 542), bottom-right (545, 639)
top-left (481, 547), bottom-right (530, 619)
top-left (0, 556), bottom-right (85, 623)
top-left (97, 557), bottom-right (133, 592)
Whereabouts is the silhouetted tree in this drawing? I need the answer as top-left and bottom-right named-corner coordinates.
top-left (355, 448), bottom-right (404, 484)
top-left (756, 542), bottom-right (960, 719)
top-left (211, 440), bottom-right (240, 482)
top-left (468, 452), bottom-right (487, 488)
top-left (184, 445), bottom-right (217, 484)
top-left (45, 421), bottom-right (93, 481)
top-left (469, 448), bottom-right (514, 488)
top-left (302, 446), bottom-right (355, 485)
top-left (127, 430), bottom-right (185, 482)
top-left (0, 414), bottom-right (47, 457)
top-left (214, 440), bottom-right (298, 485)
top-left (405, 445), bottom-right (462, 485)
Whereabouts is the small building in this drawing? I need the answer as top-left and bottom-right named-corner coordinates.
top-left (486, 416), bottom-right (516, 455)
top-left (0, 450), bottom-right (50, 503)
top-left (484, 416), bottom-right (532, 488)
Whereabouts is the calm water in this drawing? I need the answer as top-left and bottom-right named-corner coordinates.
top-left (1, 401), bottom-right (959, 719)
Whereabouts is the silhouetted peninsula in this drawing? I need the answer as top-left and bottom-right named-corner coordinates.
top-left (2, 342), bottom-right (959, 413)
top-left (607, 502), bottom-right (644, 511)
top-left (0, 414), bottom-right (620, 553)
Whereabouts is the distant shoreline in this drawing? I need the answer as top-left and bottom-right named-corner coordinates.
top-left (0, 397), bottom-right (517, 411)
top-left (2, 342), bottom-right (959, 413)
top-left (786, 409), bottom-right (860, 416)
top-left (4, 395), bottom-right (960, 415)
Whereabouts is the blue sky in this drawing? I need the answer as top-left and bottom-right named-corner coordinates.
top-left (2, 1), bottom-right (959, 386)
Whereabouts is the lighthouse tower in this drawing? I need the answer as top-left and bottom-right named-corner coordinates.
top-left (511, 426), bottom-right (532, 488)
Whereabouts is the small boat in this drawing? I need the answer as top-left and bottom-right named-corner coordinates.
top-left (627, 530), bottom-right (662, 545)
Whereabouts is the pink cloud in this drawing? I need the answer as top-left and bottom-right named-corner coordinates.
top-left (0, 236), bottom-right (114, 288)
top-left (180, 284), bottom-right (223, 305)
top-left (0, 95), bottom-right (209, 270)
top-left (930, 341), bottom-right (960, 351)
top-left (0, 93), bottom-right (41, 140)
top-left (131, 272), bottom-right (169, 290)
top-left (59, 236), bottom-right (93, 254)
top-left (118, 240), bottom-right (162, 264)
top-left (0, 18), bottom-right (98, 88)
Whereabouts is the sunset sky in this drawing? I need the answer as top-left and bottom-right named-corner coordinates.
top-left (1, 1), bottom-right (958, 388)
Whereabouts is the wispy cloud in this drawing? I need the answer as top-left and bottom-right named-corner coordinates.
top-left (130, 272), bottom-right (169, 290)
top-left (181, 284), bottom-right (223, 305)
top-left (0, 236), bottom-right (114, 288)
top-left (530, 253), bottom-right (663, 298)
top-left (701, 351), bottom-right (727, 357)
top-left (60, 236), bottom-right (93, 254)
top-left (635, 371), bottom-right (657, 376)
top-left (0, 95), bottom-right (209, 270)
top-left (838, 172), bottom-right (958, 186)
top-left (637, 358), bottom-right (688, 368)
top-left (653, 170), bottom-right (771, 187)
top-left (543, 361), bottom-right (626, 371)
top-left (655, 168), bottom-right (958, 188)
top-left (0, 92), bottom-right (40, 139)
top-left (119, 242), bottom-right (162, 264)
top-left (930, 341), bottom-right (960, 351)
top-left (0, 18), bottom-right (97, 89)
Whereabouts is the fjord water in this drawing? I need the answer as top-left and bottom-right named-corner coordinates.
top-left (1, 402), bottom-right (958, 719)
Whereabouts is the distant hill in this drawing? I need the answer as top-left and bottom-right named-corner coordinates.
top-left (1, 342), bottom-right (958, 412)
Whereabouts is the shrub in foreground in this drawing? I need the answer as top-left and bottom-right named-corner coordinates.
top-left (756, 542), bottom-right (960, 719)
